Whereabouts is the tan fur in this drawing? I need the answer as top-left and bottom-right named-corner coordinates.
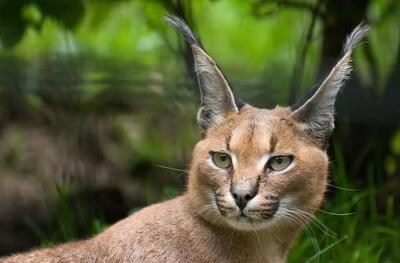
top-left (2, 105), bottom-right (329, 263)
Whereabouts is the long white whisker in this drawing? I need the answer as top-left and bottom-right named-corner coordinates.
top-left (155, 164), bottom-right (188, 175)
top-left (327, 183), bottom-right (358, 192)
top-left (187, 204), bottom-right (216, 226)
top-left (291, 209), bottom-right (336, 238)
top-left (275, 212), bottom-right (320, 259)
top-left (295, 209), bottom-right (336, 237)
top-left (281, 203), bottom-right (337, 237)
top-left (253, 228), bottom-right (267, 260)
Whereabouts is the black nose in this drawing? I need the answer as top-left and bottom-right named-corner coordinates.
top-left (231, 189), bottom-right (256, 210)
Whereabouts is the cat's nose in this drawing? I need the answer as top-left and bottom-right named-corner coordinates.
top-left (231, 189), bottom-right (256, 210)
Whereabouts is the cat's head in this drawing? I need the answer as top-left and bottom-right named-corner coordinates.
top-left (167, 16), bottom-right (368, 231)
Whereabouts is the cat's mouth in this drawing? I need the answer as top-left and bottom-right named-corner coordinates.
top-left (215, 193), bottom-right (280, 230)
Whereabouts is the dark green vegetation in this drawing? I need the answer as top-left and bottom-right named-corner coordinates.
top-left (0, 0), bottom-right (399, 262)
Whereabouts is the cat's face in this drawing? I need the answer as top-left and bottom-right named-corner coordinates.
top-left (167, 16), bottom-right (367, 231)
top-left (190, 105), bottom-right (328, 230)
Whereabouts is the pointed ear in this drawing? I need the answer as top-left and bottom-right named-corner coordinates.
top-left (166, 15), bottom-right (240, 131)
top-left (291, 23), bottom-right (369, 144)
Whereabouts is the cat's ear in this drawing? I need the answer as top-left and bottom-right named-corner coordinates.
top-left (166, 15), bottom-right (240, 131)
top-left (291, 23), bottom-right (369, 144)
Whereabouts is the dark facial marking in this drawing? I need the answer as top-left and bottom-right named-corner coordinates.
top-left (269, 134), bottom-right (278, 153)
top-left (247, 118), bottom-right (256, 144)
top-left (225, 129), bottom-right (233, 151)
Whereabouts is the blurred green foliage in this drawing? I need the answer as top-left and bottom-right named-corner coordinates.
top-left (0, 0), bottom-right (399, 262)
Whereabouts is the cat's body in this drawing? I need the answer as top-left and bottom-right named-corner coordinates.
top-left (1, 17), bottom-right (368, 263)
top-left (5, 196), bottom-right (294, 263)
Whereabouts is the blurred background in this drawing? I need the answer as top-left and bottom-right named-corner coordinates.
top-left (0, 0), bottom-right (399, 262)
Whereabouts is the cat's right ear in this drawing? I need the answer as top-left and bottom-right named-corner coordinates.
top-left (166, 15), bottom-right (240, 131)
top-left (291, 23), bottom-right (369, 145)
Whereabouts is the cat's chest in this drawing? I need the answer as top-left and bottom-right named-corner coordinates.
top-left (173, 231), bottom-right (284, 263)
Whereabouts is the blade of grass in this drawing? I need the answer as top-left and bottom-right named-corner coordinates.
top-left (305, 236), bottom-right (348, 263)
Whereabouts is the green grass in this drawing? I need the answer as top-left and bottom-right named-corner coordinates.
top-left (288, 141), bottom-right (400, 262)
top-left (26, 183), bottom-right (107, 247)
top-left (288, 186), bottom-right (399, 262)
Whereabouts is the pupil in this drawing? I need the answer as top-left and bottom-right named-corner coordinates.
top-left (276, 158), bottom-right (283, 164)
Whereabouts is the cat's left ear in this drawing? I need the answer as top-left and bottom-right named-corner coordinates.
top-left (291, 23), bottom-right (369, 145)
top-left (166, 15), bottom-right (241, 132)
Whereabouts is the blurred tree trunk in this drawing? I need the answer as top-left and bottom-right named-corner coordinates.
top-left (322, 0), bottom-right (372, 175)
top-left (322, 1), bottom-right (369, 57)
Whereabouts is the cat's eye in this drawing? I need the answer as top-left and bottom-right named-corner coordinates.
top-left (211, 152), bottom-right (232, 169)
top-left (267, 155), bottom-right (293, 171)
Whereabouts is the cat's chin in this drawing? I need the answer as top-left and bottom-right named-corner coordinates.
top-left (224, 215), bottom-right (276, 231)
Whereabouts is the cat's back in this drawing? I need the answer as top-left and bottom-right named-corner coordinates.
top-left (3, 197), bottom-right (190, 263)
top-left (4, 196), bottom-right (234, 263)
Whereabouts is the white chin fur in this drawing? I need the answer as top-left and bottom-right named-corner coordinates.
top-left (224, 216), bottom-right (276, 231)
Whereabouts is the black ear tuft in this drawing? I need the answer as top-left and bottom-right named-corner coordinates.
top-left (343, 22), bottom-right (370, 54)
top-left (165, 15), bottom-right (199, 46)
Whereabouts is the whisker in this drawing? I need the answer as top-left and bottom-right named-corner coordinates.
top-left (155, 164), bottom-right (188, 176)
top-left (296, 203), bottom-right (358, 217)
top-left (279, 202), bottom-right (336, 237)
top-left (327, 183), bottom-right (358, 192)
top-left (275, 212), bottom-right (320, 259)
top-left (293, 210), bottom-right (335, 238)
top-left (252, 228), bottom-right (267, 260)
top-left (283, 205), bottom-right (337, 238)
top-left (188, 204), bottom-right (216, 225)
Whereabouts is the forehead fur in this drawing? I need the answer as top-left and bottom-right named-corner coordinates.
top-left (205, 105), bottom-right (317, 155)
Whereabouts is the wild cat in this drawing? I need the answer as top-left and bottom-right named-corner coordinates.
top-left (2, 16), bottom-right (368, 263)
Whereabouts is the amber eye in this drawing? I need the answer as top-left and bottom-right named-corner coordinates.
top-left (267, 155), bottom-right (293, 171)
top-left (211, 152), bottom-right (232, 169)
